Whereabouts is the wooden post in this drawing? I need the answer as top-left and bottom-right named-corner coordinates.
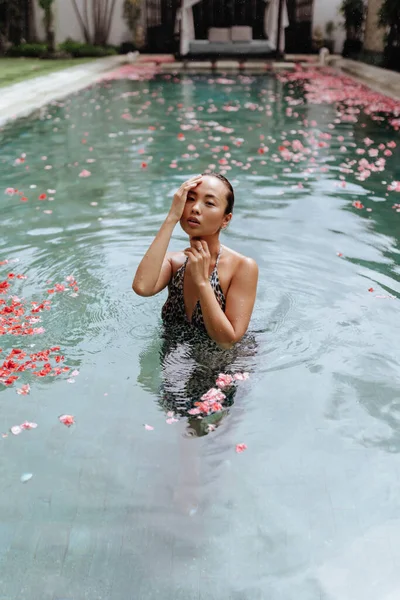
top-left (276, 0), bottom-right (284, 59)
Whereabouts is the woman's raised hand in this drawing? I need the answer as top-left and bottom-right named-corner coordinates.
top-left (183, 239), bottom-right (211, 289)
top-left (168, 175), bottom-right (202, 223)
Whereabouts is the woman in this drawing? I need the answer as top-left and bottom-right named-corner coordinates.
top-left (132, 173), bottom-right (258, 349)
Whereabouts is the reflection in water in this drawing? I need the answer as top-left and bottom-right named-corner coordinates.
top-left (138, 324), bottom-right (258, 437)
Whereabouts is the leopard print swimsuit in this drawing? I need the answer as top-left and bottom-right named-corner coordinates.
top-left (161, 246), bottom-right (226, 332)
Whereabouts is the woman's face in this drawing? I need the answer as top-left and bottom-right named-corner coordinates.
top-left (180, 175), bottom-right (232, 237)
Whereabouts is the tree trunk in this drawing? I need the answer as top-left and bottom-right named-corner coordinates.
top-left (28, 0), bottom-right (38, 42)
top-left (69, 0), bottom-right (118, 46)
top-left (105, 0), bottom-right (117, 45)
top-left (92, 0), bottom-right (100, 44)
top-left (83, 0), bottom-right (90, 42)
top-left (70, 0), bottom-right (91, 43)
top-left (44, 9), bottom-right (55, 53)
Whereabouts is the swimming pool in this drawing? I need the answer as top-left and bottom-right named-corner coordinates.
top-left (1, 69), bottom-right (400, 599)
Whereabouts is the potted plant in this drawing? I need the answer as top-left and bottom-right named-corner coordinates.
top-left (122, 0), bottom-right (142, 53)
top-left (324, 20), bottom-right (336, 54)
top-left (38, 0), bottom-right (55, 54)
top-left (312, 26), bottom-right (324, 52)
top-left (378, 0), bottom-right (400, 71)
top-left (340, 0), bottom-right (366, 57)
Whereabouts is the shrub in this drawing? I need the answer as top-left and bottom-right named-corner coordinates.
top-left (7, 43), bottom-right (48, 58)
top-left (58, 40), bottom-right (117, 57)
top-left (119, 41), bottom-right (137, 54)
top-left (340, 0), bottom-right (366, 40)
top-left (378, 0), bottom-right (400, 71)
top-left (340, 0), bottom-right (366, 56)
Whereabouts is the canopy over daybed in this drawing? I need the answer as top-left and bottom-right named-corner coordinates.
top-left (175, 0), bottom-right (289, 56)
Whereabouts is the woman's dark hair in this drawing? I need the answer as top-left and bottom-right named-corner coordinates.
top-left (202, 171), bottom-right (234, 214)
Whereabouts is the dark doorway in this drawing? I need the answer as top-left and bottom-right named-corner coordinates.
top-left (0, 0), bottom-right (35, 47)
top-left (285, 0), bottom-right (314, 53)
top-left (145, 0), bottom-right (180, 53)
top-left (192, 0), bottom-right (267, 40)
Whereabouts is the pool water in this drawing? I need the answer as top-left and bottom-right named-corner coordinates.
top-left (1, 71), bottom-right (400, 599)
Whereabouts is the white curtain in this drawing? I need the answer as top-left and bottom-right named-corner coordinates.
top-left (175, 0), bottom-right (202, 56)
top-left (264, 0), bottom-right (289, 53)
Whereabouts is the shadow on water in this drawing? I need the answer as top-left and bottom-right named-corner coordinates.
top-left (138, 323), bottom-right (258, 437)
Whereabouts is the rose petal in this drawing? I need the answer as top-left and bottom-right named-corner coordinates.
top-left (21, 421), bottom-right (37, 430)
top-left (233, 372), bottom-right (250, 381)
top-left (235, 443), bottom-right (247, 453)
top-left (59, 414), bottom-right (74, 427)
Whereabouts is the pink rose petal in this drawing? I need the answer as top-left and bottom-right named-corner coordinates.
top-left (201, 388), bottom-right (226, 402)
top-left (16, 384), bottom-right (30, 395)
top-left (144, 424), bottom-right (154, 430)
top-left (33, 327), bottom-right (45, 334)
top-left (216, 373), bottom-right (234, 388)
top-left (233, 372), bottom-right (250, 381)
top-left (236, 443), bottom-right (247, 453)
top-left (59, 414), bottom-right (75, 427)
top-left (20, 421), bottom-right (37, 430)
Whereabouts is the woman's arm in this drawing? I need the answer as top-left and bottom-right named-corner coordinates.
top-left (132, 216), bottom-right (176, 296)
top-left (132, 175), bottom-right (202, 297)
top-left (199, 258), bottom-right (258, 348)
top-left (184, 240), bottom-right (258, 348)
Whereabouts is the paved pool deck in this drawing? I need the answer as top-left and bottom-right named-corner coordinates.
top-left (1, 53), bottom-right (400, 129)
top-left (0, 55), bottom-right (127, 128)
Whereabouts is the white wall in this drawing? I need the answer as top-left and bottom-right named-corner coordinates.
top-left (34, 0), bottom-right (144, 46)
top-left (312, 0), bottom-right (346, 54)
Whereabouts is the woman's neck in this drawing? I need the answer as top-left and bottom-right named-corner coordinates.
top-left (191, 235), bottom-right (221, 263)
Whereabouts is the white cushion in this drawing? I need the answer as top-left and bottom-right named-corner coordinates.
top-left (208, 28), bottom-right (231, 43)
top-left (231, 26), bottom-right (253, 42)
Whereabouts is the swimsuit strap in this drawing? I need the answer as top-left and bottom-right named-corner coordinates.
top-left (215, 245), bottom-right (222, 269)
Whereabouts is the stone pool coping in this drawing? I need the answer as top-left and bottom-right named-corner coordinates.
top-left (1, 53), bottom-right (399, 129)
top-left (329, 57), bottom-right (400, 101)
top-left (0, 55), bottom-right (127, 128)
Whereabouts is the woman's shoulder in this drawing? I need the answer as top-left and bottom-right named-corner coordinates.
top-left (221, 246), bottom-right (258, 270)
top-left (168, 251), bottom-right (187, 275)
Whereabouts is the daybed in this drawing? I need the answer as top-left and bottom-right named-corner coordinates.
top-left (188, 27), bottom-right (274, 57)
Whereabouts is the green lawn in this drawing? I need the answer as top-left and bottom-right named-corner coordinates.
top-left (0, 57), bottom-right (97, 88)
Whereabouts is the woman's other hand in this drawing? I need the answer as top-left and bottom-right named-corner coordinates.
top-left (183, 239), bottom-right (211, 289)
top-left (168, 175), bottom-right (202, 223)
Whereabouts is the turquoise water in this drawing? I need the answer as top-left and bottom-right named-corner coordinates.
top-left (1, 72), bottom-right (400, 599)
